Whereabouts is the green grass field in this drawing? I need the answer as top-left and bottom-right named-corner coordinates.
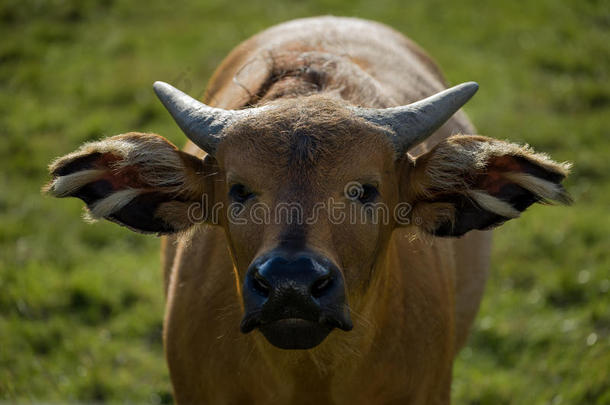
top-left (1, 0), bottom-right (608, 403)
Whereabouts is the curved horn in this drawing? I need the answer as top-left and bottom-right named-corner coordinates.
top-left (352, 82), bottom-right (479, 155)
top-left (153, 81), bottom-right (246, 156)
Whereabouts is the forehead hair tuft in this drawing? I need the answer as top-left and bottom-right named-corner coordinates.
top-left (223, 96), bottom-right (392, 167)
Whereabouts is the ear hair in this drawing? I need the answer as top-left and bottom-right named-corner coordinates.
top-left (502, 172), bottom-right (572, 205)
top-left (45, 132), bottom-right (214, 234)
top-left (466, 190), bottom-right (521, 219)
top-left (47, 133), bottom-right (194, 195)
top-left (403, 135), bottom-right (572, 237)
top-left (85, 188), bottom-right (144, 220)
top-left (44, 169), bottom-right (105, 197)
top-left (407, 135), bottom-right (571, 202)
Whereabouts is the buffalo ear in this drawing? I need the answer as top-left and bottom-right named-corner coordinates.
top-left (44, 132), bottom-right (218, 234)
top-left (401, 135), bottom-right (572, 237)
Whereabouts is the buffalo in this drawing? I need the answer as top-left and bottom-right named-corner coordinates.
top-left (45, 16), bottom-right (570, 404)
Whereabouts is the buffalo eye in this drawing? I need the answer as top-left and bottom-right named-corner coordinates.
top-left (346, 183), bottom-right (379, 204)
top-left (229, 184), bottom-right (255, 203)
top-left (359, 184), bottom-right (379, 204)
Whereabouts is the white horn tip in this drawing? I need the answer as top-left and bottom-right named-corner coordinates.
top-left (153, 81), bottom-right (175, 98)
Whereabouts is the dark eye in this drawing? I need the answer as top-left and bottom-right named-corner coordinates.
top-left (229, 184), bottom-right (255, 203)
top-left (359, 184), bottom-right (379, 204)
top-left (346, 183), bottom-right (379, 204)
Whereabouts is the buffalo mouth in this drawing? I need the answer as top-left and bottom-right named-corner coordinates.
top-left (241, 313), bottom-right (352, 350)
top-left (259, 318), bottom-right (334, 350)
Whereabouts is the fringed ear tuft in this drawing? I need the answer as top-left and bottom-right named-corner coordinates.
top-left (44, 132), bottom-right (218, 234)
top-left (401, 135), bottom-right (571, 237)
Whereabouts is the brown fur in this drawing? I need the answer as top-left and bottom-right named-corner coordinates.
top-left (46, 17), bottom-right (571, 405)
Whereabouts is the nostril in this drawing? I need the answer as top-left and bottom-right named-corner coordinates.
top-left (251, 270), bottom-right (271, 297)
top-left (311, 275), bottom-right (333, 298)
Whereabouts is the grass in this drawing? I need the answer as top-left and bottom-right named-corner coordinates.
top-left (1, 0), bottom-right (608, 403)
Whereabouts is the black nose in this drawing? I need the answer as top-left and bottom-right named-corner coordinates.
top-left (250, 256), bottom-right (335, 302)
top-left (240, 252), bottom-right (352, 349)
